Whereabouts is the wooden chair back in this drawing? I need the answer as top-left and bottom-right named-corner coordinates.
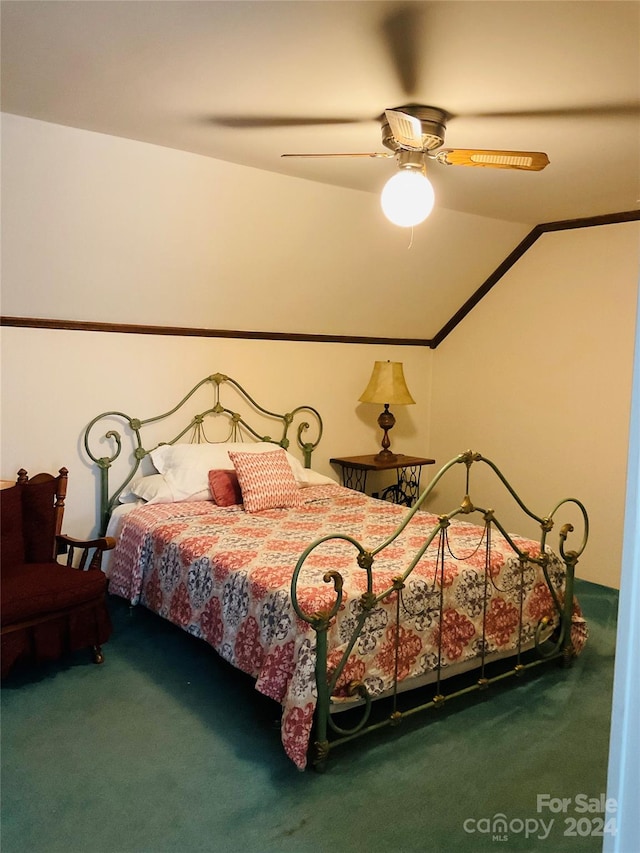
top-left (15, 467), bottom-right (69, 563)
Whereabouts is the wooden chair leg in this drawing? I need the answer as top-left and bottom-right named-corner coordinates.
top-left (92, 645), bottom-right (104, 665)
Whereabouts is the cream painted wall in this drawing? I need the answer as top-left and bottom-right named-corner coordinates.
top-left (0, 327), bottom-right (432, 538)
top-left (428, 222), bottom-right (640, 588)
top-left (0, 114), bottom-right (527, 340)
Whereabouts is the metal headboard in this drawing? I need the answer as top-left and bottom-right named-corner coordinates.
top-left (84, 372), bottom-right (323, 534)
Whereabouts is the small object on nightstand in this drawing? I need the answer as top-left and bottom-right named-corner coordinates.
top-left (330, 454), bottom-right (435, 507)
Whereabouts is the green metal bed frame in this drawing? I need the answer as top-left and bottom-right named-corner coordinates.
top-left (84, 374), bottom-right (588, 771)
top-left (84, 372), bottom-right (323, 536)
top-left (291, 449), bottom-right (588, 770)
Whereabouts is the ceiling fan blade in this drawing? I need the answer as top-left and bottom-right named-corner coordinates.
top-left (385, 108), bottom-right (424, 150)
top-left (467, 102), bottom-right (639, 121)
top-left (206, 116), bottom-right (364, 129)
top-left (380, 7), bottom-right (422, 97)
top-left (281, 152), bottom-right (393, 159)
top-left (437, 149), bottom-right (550, 171)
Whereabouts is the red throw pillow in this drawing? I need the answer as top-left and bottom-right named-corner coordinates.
top-left (208, 469), bottom-right (242, 507)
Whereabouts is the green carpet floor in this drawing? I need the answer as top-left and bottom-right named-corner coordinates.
top-left (1, 579), bottom-right (618, 853)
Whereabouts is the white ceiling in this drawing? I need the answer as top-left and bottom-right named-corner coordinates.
top-left (2, 0), bottom-right (639, 227)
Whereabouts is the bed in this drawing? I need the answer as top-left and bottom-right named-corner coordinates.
top-left (85, 373), bottom-right (589, 771)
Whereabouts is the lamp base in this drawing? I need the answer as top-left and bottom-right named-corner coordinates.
top-left (376, 404), bottom-right (397, 462)
top-left (374, 449), bottom-right (399, 463)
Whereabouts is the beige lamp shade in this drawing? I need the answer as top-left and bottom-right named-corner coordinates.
top-left (359, 361), bottom-right (416, 406)
top-left (359, 361), bottom-right (415, 461)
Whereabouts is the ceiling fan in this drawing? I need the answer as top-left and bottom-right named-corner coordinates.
top-left (281, 103), bottom-right (550, 173)
top-left (204, 0), bottom-right (637, 225)
top-left (206, 5), bottom-right (587, 227)
top-left (280, 104), bottom-right (549, 227)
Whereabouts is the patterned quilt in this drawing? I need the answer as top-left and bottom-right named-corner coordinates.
top-left (109, 484), bottom-right (581, 769)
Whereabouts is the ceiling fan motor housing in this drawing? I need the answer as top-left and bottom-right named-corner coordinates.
top-left (381, 105), bottom-right (448, 152)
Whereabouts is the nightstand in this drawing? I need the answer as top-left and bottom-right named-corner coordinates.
top-left (330, 454), bottom-right (435, 507)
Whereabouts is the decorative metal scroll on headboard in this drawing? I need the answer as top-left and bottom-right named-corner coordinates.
top-left (84, 372), bottom-right (323, 534)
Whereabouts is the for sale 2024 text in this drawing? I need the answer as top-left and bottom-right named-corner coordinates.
top-left (537, 793), bottom-right (617, 839)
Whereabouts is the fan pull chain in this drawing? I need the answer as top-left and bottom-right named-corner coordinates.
top-left (407, 227), bottom-right (415, 249)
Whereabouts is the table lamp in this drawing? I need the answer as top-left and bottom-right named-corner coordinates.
top-left (358, 361), bottom-right (415, 462)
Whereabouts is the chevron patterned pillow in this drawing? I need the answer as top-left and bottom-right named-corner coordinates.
top-left (228, 449), bottom-right (303, 513)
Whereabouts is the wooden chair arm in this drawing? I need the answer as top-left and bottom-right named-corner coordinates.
top-left (58, 534), bottom-right (116, 551)
top-left (57, 534), bottom-right (117, 571)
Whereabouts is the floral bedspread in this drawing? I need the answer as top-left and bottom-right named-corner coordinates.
top-left (108, 484), bottom-right (582, 769)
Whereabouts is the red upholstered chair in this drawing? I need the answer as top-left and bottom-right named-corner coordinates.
top-left (1, 468), bottom-right (115, 678)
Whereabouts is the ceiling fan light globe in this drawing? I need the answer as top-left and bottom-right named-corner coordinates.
top-left (380, 171), bottom-right (435, 227)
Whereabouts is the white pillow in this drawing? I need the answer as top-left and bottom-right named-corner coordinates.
top-left (118, 483), bottom-right (146, 504)
top-left (150, 442), bottom-right (307, 502)
top-left (118, 473), bottom-right (210, 505)
top-left (297, 468), bottom-right (337, 487)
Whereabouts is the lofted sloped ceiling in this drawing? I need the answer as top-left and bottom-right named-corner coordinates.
top-left (1, 1), bottom-right (639, 342)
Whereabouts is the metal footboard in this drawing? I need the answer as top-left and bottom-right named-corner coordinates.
top-left (291, 450), bottom-right (589, 771)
